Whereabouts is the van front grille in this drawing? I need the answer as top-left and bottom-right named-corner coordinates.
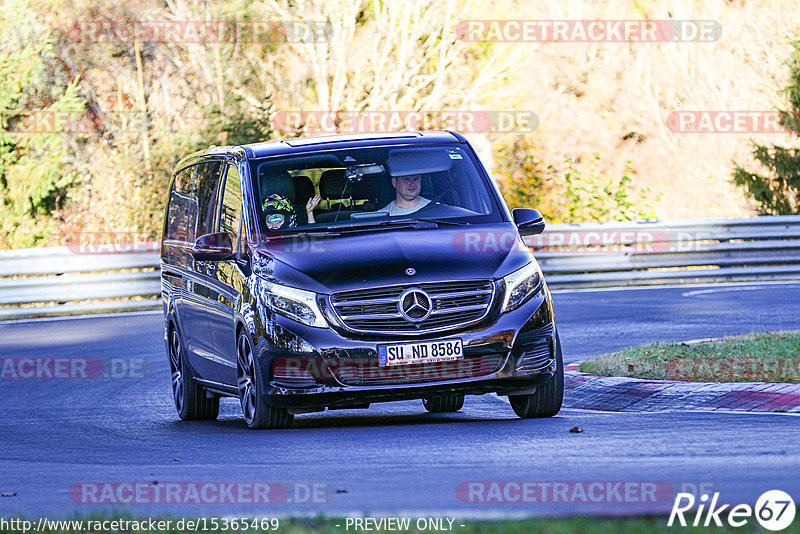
top-left (329, 280), bottom-right (495, 334)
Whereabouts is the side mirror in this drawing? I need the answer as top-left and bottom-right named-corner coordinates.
top-left (191, 232), bottom-right (234, 260)
top-left (512, 208), bottom-right (546, 236)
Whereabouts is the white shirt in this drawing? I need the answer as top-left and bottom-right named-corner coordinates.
top-left (378, 197), bottom-right (430, 216)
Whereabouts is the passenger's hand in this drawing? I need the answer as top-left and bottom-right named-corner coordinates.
top-left (306, 195), bottom-right (321, 213)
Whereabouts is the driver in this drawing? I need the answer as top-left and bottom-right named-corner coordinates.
top-left (378, 173), bottom-right (430, 216)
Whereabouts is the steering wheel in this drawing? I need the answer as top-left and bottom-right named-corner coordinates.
top-left (428, 185), bottom-right (454, 205)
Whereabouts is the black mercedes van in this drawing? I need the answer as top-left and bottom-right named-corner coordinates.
top-left (161, 130), bottom-right (563, 429)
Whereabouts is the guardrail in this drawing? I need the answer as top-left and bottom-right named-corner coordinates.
top-left (527, 215), bottom-right (800, 289)
top-left (1, 215), bottom-right (800, 320)
top-left (0, 243), bottom-right (161, 320)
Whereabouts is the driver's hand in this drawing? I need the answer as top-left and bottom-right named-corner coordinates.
top-left (306, 195), bottom-right (321, 213)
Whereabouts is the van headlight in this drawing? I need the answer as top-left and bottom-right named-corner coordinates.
top-left (501, 260), bottom-right (543, 313)
top-left (257, 278), bottom-right (328, 328)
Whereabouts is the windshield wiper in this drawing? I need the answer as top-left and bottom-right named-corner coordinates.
top-left (411, 217), bottom-right (469, 226)
top-left (335, 219), bottom-right (431, 229)
top-left (333, 219), bottom-right (438, 233)
top-left (261, 227), bottom-right (341, 241)
top-left (261, 219), bottom-right (449, 241)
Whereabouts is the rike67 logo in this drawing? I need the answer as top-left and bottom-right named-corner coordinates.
top-left (669, 490), bottom-right (796, 531)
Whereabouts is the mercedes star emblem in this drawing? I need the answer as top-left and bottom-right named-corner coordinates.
top-left (398, 288), bottom-right (432, 322)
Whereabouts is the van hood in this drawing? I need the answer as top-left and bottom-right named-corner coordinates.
top-left (253, 223), bottom-right (535, 294)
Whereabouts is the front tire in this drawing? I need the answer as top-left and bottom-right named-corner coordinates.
top-left (509, 332), bottom-right (564, 418)
top-left (423, 394), bottom-right (465, 413)
top-left (168, 324), bottom-right (219, 421)
top-left (236, 329), bottom-right (293, 429)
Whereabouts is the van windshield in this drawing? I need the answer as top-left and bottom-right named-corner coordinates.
top-left (249, 144), bottom-right (504, 234)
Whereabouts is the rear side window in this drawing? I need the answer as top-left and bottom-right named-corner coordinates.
top-left (165, 165), bottom-right (197, 243)
top-left (220, 165), bottom-right (242, 246)
top-left (194, 161), bottom-right (224, 237)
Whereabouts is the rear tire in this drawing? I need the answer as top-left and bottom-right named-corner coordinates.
top-left (423, 394), bottom-right (465, 413)
top-left (168, 324), bottom-right (219, 421)
top-left (236, 329), bottom-right (294, 429)
top-left (509, 331), bottom-right (564, 418)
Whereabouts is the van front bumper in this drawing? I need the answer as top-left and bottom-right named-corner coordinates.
top-left (252, 285), bottom-right (558, 412)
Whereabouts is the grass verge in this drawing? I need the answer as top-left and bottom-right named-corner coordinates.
top-left (579, 330), bottom-right (800, 382)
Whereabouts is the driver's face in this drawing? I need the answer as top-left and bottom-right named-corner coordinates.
top-left (392, 174), bottom-right (422, 201)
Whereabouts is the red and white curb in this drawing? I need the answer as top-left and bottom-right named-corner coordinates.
top-left (563, 363), bottom-right (800, 413)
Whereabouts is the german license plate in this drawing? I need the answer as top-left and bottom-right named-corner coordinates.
top-left (378, 338), bottom-right (463, 367)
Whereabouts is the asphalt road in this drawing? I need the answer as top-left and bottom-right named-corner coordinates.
top-left (2, 282), bottom-right (800, 519)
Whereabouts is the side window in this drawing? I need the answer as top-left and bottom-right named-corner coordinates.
top-left (174, 165), bottom-right (194, 195)
top-left (194, 161), bottom-right (224, 237)
top-left (220, 165), bottom-right (243, 246)
top-left (165, 165), bottom-right (197, 243)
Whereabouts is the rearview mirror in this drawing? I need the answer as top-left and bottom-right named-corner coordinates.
top-left (512, 208), bottom-right (546, 236)
top-left (191, 232), bottom-right (234, 260)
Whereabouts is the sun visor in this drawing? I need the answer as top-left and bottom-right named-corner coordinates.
top-left (386, 147), bottom-right (454, 176)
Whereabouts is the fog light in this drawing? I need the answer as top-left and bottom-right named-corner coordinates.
top-left (515, 340), bottom-right (555, 373)
top-left (272, 358), bottom-right (319, 387)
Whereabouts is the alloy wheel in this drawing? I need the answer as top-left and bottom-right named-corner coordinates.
top-left (168, 328), bottom-right (184, 413)
top-left (237, 334), bottom-right (257, 425)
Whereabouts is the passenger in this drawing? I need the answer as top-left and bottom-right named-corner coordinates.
top-left (378, 173), bottom-right (430, 216)
top-left (263, 193), bottom-right (320, 230)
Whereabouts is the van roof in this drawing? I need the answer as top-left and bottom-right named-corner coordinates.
top-left (175, 131), bottom-right (468, 169)
top-left (242, 130), bottom-right (466, 158)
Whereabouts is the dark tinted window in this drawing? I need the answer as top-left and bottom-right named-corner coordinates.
top-left (248, 144), bottom-right (502, 233)
top-left (165, 165), bottom-right (197, 243)
top-left (174, 164), bottom-right (194, 195)
top-left (220, 165), bottom-right (242, 245)
top-left (193, 161), bottom-right (224, 236)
